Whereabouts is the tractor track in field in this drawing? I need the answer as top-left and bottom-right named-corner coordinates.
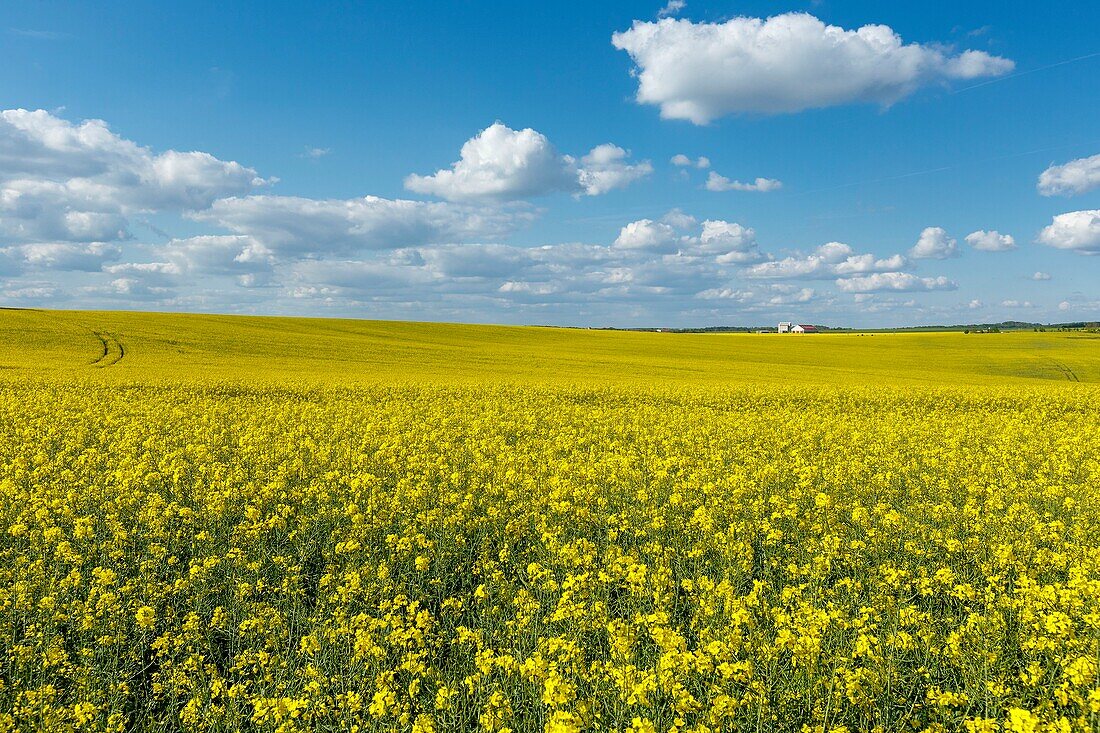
top-left (89, 331), bottom-right (125, 367)
top-left (1050, 360), bottom-right (1080, 382)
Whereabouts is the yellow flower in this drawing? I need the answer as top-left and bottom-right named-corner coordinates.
top-left (135, 605), bottom-right (156, 629)
top-left (1005, 708), bottom-right (1039, 733)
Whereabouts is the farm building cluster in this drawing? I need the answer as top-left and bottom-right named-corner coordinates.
top-left (778, 322), bottom-right (818, 333)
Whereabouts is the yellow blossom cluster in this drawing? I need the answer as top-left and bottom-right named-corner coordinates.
top-left (1, 377), bottom-right (1099, 731)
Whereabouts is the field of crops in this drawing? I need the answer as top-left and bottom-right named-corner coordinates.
top-left (2, 310), bottom-right (1099, 732)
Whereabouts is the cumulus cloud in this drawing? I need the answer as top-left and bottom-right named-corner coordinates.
top-left (744, 241), bottom-right (906, 279)
top-left (696, 220), bottom-right (766, 263)
top-left (157, 235), bottom-right (277, 282)
top-left (5, 241), bottom-right (121, 271)
top-left (697, 283), bottom-right (816, 305)
top-left (1031, 271), bottom-right (1051, 281)
top-left (610, 216), bottom-right (764, 264)
top-left (404, 123), bottom-right (650, 202)
top-left (92, 276), bottom-right (173, 299)
top-left (290, 258), bottom-right (437, 292)
top-left (95, 236), bottom-right (280, 295)
top-left (661, 208), bottom-right (696, 229)
top-left (191, 194), bottom-right (529, 256)
top-left (1036, 210), bottom-right (1100, 254)
top-left (103, 261), bottom-right (184, 284)
top-left (611, 13), bottom-right (1013, 123)
top-left (705, 172), bottom-right (782, 192)
top-left (964, 229), bottom-right (1016, 252)
top-left (671, 154), bottom-right (709, 168)
top-left (1, 282), bottom-right (61, 300)
top-left (836, 272), bottom-right (957, 293)
top-left (909, 227), bottom-right (958, 259)
top-left (418, 243), bottom-right (534, 280)
top-left (577, 144), bottom-right (654, 195)
top-left (0, 108), bottom-right (269, 243)
top-left (613, 219), bottom-right (680, 252)
top-left (1038, 154), bottom-right (1100, 197)
top-left (275, 212), bottom-right (775, 316)
top-left (404, 124), bottom-right (574, 202)
top-left (1058, 297), bottom-right (1100, 313)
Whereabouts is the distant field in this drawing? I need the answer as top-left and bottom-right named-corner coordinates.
top-left (1, 308), bottom-right (1099, 385)
top-left (2, 309), bottom-right (1099, 732)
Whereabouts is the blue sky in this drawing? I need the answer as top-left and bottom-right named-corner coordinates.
top-left (1, 1), bottom-right (1098, 327)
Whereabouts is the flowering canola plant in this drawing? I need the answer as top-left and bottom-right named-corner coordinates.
top-left (0, 312), bottom-right (1099, 732)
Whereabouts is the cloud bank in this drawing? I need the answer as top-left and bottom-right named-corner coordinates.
top-left (0, 108), bottom-right (270, 244)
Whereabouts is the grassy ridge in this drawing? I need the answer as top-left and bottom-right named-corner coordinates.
top-left (2, 308), bottom-right (1099, 385)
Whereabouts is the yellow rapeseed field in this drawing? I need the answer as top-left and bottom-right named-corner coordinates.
top-left (1, 310), bottom-right (1099, 732)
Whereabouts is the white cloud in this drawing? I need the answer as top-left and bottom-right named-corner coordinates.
top-left (162, 234), bottom-right (276, 276)
top-left (1000, 299), bottom-right (1033, 308)
top-left (419, 243), bottom-right (533, 279)
top-left (964, 229), bottom-right (1016, 252)
top-left (0, 108), bottom-right (269, 243)
top-left (816, 241), bottom-right (855, 263)
top-left (6, 241), bottom-right (121, 271)
top-left (661, 208), bottom-right (696, 229)
top-left (744, 241), bottom-right (906, 279)
top-left (611, 216), bottom-right (764, 264)
top-left (2, 283), bottom-right (61, 300)
top-left (104, 261), bottom-right (183, 280)
top-left (577, 144), bottom-right (653, 195)
top-left (95, 238), bottom-right (278, 294)
top-left (191, 194), bottom-right (528, 256)
top-left (1036, 210), bottom-right (1100, 254)
top-left (705, 172), bottom-right (782, 192)
top-left (968, 299), bottom-right (983, 309)
top-left (697, 283), bottom-right (815, 305)
top-left (302, 146), bottom-right (331, 159)
top-left (671, 154), bottom-right (710, 168)
top-left (910, 227), bottom-right (958, 259)
top-left (271, 213), bottom-right (774, 315)
top-left (97, 277), bottom-right (172, 298)
top-left (834, 253), bottom-right (908, 274)
top-left (1031, 271), bottom-right (1051, 281)
top-left (290, 258), bottom-right (436, 292)
top-left (697, 220), bottom-right (765, 262)
top-left (611, 14), bottom-right (1013, 123)
top-left (1038, 154), bottom-right (1100, 197)
top-left (1058, 297), bottom-right (1100, 313)
top-left (404, 123), bottom-right (573, 202)
top-left (403, 122), bottom-right (649, 202)
top-left (836, 272), bottom-right (957, 293)
top-left (657, 0), bottom-right (686, 18)
top-left (613, 219), bottom-right (680, 251)
top-left (498, 280), bottom-right (560, 296)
